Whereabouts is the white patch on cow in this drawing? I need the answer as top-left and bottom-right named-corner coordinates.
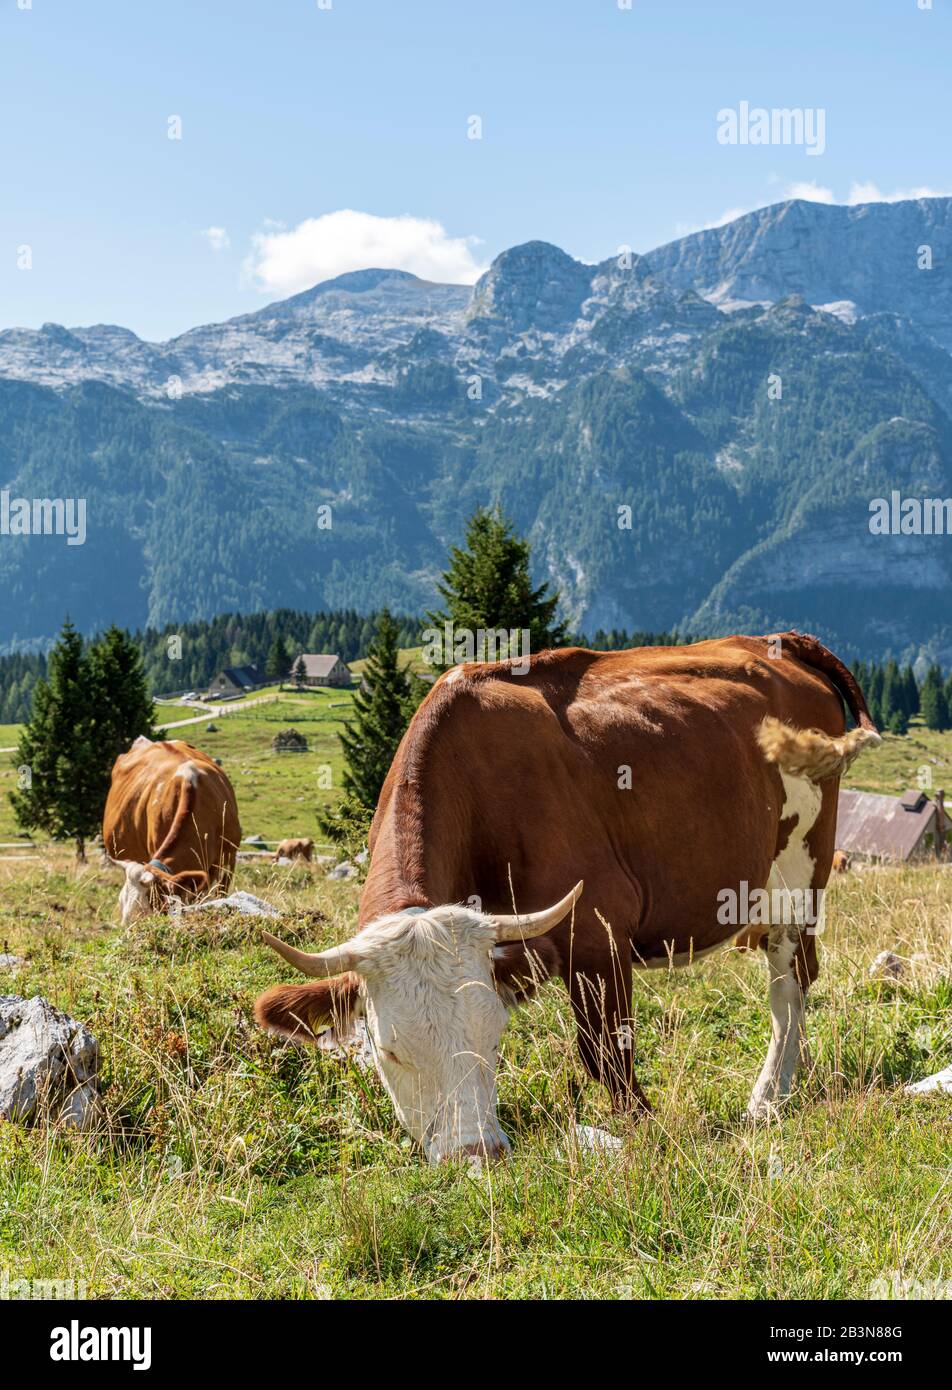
top-left (174, 761), bottom-right (199, 786)
top-left (746, 771), bottom-right (820, 1118)
top-left (346, 906), bottom-right (511, 1164)
top-left (770, 771), bottom-right (822, 894)
top-left (132, 735), bottom-right (153, 750)
top-left (747, 926), bottom-right (807, 1118)
top-left (444, 665), bottom-right (464, 685)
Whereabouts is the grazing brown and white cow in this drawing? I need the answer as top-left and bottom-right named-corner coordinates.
top-left (103, 737), bottom-right (241, 923)
top-left (832, 849), bottom-right (851, 873)
top-left (256, 632), bottom-right (878, 1163)
top-left (274, 837), bottom-right (314, 862)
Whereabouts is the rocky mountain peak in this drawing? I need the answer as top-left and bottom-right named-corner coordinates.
top-left (467, 240), bottom-right (594, 333)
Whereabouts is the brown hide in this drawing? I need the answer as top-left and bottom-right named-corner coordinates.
top-left (103, 738), bottom-right (241, 897)
top-left (354, 631), bottom-right (874, 1104)
top-left (274, 837), bottom-right (314, 861)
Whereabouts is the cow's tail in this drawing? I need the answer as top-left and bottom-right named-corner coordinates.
top-left (756, 631), bottom-right (881, 781)
top-left (757, 718), bottom-right (879, 780)
top-left (153, 766), bottom-right (198, 864)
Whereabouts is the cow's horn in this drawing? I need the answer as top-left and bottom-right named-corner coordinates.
top-left (491, 881), bottom-right (583, 943)
top-left (261, 930), bottom-right (360, 978)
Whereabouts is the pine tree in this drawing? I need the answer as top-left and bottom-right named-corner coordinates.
top-left (290, 654), bottom-right (306, 690)
top-left (866, 665), bottom-right (884, 729)
top-left (426, 507), bottom-right (566, 668)
top-left (921, 666), bottom-right (951, 732)
top-left (880, 660), bottom-right (901, 727)
top-left (9, 618), bottom-right (100, 860)
top-left (901, 665), bottom-right (919, 718)
top-left (87, 626), bottom-right (156, 805)
top-left (318, 610), bottom-right (421, 851)
top-left (887, 707), bottom-right (909, 736)
top-left (266, 636), bottom-right (290, 683)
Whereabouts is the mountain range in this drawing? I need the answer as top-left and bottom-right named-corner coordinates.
top-left (2, 196), bottom-right (951, 662)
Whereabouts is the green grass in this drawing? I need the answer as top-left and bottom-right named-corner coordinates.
top-left (190, 688), bottom-right (355, 845)
top-left (0, 851), bottom-right (949, 1299)
top-left (842, 717), bottom-right (952, 797)
top-left (1, 679), bottom-right (950, 1299)
top-left (0, 687), bottom-right (357, 846)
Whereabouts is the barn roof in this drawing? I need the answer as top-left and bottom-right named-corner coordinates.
top-left (219, 665), bottom-right (261, 688)
top-left (296, 653), bottom-right (350, 677)
top-left (836, 787), bottom-right (938, 861)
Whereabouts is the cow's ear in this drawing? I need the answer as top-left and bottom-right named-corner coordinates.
top-left (254, 973), bottom-right (362, 1044)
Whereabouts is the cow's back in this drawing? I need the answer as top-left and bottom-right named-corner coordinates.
top-left (103, 738), bottom-right (241, 883)
top-left (361, 637), bottom-right (848, 960)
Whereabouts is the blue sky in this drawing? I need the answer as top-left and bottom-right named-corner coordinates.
top-left (2, 0), bottom-right (949, 340)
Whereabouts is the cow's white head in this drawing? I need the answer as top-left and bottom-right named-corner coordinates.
top-left (116, 861), bottom-right (158, 924)
top-left (256, 882), bottom-right (582, 1165)
top-left (109, 858), bottom-right (209, 924)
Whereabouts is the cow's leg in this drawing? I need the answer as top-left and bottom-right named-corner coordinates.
top-left (747, 923), bottom-right (818, 1118)
top-left (569, 953), bottom-right (649, 1113)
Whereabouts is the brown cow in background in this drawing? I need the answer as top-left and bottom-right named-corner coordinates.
top-left (103, 737), bottom-right (241, 923)
top-left (274, 837), bottom-right (314, 862)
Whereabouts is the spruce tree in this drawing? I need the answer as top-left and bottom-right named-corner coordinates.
top-left (10, 618), bottom-right (100, 860)
top-left (338, 610), bottom-right (418, 809)
top-left (266, 637), bottom-right (290, 683)
top-left (880, 660), bottom-right (901, 727)
top-left (887, 707), bottom-right (909, 736)
top-left (921, 666), bottom-right (951, 732)
top-left (426, 507), bottom-right (566, 667)
top-left (901, 665), bottom-right (919, 718)
top-left (318, 610), bottom-right (421, 852)
top-left (866, 665), bottom-right (884, 729)
top-left (87, 625), bottom-right (156, 806)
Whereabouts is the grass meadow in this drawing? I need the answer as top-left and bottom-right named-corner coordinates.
top-left (0, 694), bottom-right (950, 1299)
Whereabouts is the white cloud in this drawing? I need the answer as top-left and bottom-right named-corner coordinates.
top-left (675, 177), bottom-right (951, 242)
top-left (244, 210), bottom-right (486, 295)
top-left (201, 226), bottom-right (231, 252)
top-left (784, 180), bottom-right (836, 204)
top-left (845, 180), bottom-right (950, 204)
top-left (784, 180), bottom-right (950, 206)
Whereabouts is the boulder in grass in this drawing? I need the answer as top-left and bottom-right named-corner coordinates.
top-left (0, 954), bottom-right (25, 974)
top-left (182, 890), bottom-right (280, 918)
top-left (574, 1123), bottom-right (623, 1153)
top-left (869, 950), bottom-right (904, 980)
top-left (905, 1065), bottom-right (952, 1097)
top-left (327, 861), bottom-right (358, 881)
top-left (0, 995), bottom-right (99, 1129)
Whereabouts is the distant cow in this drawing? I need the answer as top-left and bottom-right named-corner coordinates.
top-left (103, 737), bottom-right (241, 923)
top-left (274, 837), bottom-right (314, 862)
top-left (256, 632), bottom-right (879, 1164)
top-left (832, 849), bottom-right (850, 873)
